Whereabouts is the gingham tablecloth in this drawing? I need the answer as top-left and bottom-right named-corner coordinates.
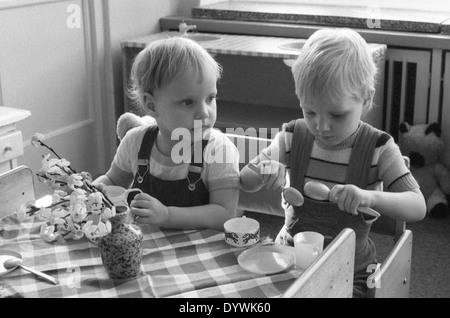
top-left (0, 214), bottom-right (301, 298)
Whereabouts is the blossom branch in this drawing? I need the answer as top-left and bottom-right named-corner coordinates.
top-left (32, 133), bottom-right (77, 174)
top-left (29, 132), bottom-right (117, 243)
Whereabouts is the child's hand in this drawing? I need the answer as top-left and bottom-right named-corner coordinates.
top-left (253, 160), bottom-right (286, 191)
top-left (329, 184), bottom-right (371, 215)
top-left (130, 192), bottom-right (169, 226)
top-left (94, 182), bottom-right (107, 194)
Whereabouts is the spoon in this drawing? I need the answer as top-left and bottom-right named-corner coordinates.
top-left (304, 181), bottom-right (381, 218)
top-left (248, 163), bottom-right (304, 206)
top-left (281, 187), bottom-right (304, 207)
top-left (3, 257), bottom-right (59, 285)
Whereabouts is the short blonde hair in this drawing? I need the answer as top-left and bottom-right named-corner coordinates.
top-left (292, 28), bottom-right (377, 110)
top-left (128, 37), bottom-right (222, 109)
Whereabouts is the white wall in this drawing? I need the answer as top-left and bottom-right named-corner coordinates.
top-left (0, 0), bottom-right (103, 197)
top-left (0, 0), bottom-right (205, 196)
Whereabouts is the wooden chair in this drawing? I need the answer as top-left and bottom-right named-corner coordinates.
top-left (226, 133), bottom-right (413, 298)
top-left (282, 228), bottom-right (356, 298)
top-left (0, 165), bottom-right (36, 218)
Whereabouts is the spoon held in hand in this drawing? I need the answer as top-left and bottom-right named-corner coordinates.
top-left (3, 257), bottom-right (59, 285)
top-left (303, 181), bottom-right (381, 218)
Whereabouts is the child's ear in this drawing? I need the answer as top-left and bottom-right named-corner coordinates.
top-left (364, 88), bottom-right (375, 108)
top-left (362, 97), bottom-right (372, 109)
top-left (143, 93), bottom-right (157, 117)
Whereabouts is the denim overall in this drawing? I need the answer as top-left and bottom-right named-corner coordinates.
top-left (130, 126), bottom-right (209, 207)
top-left (276, 119), bottom-right (380, 297)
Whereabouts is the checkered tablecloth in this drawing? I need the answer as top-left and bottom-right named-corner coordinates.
top-left (0, 214), bottom-right (301, 298)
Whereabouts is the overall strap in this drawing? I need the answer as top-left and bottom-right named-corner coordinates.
top-left (188, 139), bottom-right (209, 172)
top-left (135, 126), bottom-right (159, 184)
top-left (346, 122), bottom-right (380, 188)
top-left (289, 119), bottom-right (315, 192)
top-left (185, 138), bottom-right (209, 191)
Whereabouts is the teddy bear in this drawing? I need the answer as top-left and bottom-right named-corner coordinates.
top-left (398, 122), bottom-right (450, 218)
top-left (116, 112), bottom-right (156, 141)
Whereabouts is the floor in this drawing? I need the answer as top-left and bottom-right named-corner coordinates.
top-left (244, 211), bottom-right (450, 298)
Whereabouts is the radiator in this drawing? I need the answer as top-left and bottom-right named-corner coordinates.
top-left (382, 48), bottom-right (432, 140)
top-left (383, 47), bottom-right (450, 168)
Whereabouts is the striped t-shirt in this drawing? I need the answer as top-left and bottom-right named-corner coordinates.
top-left (259, 121), bottom-right (419, 197)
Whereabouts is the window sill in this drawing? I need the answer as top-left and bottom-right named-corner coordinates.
top-left (192, 1), bottom-right (450, 34)
top-left (0, 0), bottom-right (63, 11)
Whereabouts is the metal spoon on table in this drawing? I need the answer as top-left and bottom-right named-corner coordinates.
top-left (248, 163), bottom-right (304, 207)
top-left (303, 181), bottom-right (381, 218)
top-left (3, 257), bottom-right (59, 285)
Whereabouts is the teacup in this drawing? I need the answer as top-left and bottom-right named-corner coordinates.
top-left (293, 231), bottom-right (324, 270)
top-left (103, 186), bottom-right (142, 206)
top-left (224, 217), bottom-right (260, 247)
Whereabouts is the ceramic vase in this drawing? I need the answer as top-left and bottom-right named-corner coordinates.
top-left (98, 206), bottom-right (143, 279)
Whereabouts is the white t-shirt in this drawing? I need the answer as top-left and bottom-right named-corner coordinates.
top-left (113, 125), bottom-right (240, 192)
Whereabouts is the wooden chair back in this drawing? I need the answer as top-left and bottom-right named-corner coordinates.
top-left (0, 165), bottom-right (35, 218)
top-left (282, 228), bottom-right (356, 298)
top-left (370, 214), bottom-right (406, 240)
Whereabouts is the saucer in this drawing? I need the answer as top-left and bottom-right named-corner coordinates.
top-left (238, 245), bottom-right (294, 275)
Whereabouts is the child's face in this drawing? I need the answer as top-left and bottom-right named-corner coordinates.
top-left (151, 65), bottom-right (218, 139)
top-left (301, 96), bottom-right (364, 146)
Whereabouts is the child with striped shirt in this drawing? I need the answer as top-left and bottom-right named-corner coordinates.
top-left (239, 28), bottom-right (426, 297)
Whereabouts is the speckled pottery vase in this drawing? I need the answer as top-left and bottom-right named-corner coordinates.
top-left (98, 206), bottom-right (143, 279)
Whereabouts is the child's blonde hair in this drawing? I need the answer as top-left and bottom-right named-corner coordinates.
top-left (128, 37), bottom-right (222, 108)
top-left (292, 28), bottom-right (377, 111)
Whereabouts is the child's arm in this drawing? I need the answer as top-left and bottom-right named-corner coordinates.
top-left (328, 137), bottom-right (426, 222)
top-left (329, 185), bottom-right (426, 222)
top-left (240, 156), bottom-right (267, 193)
top-left (369, 188), bottom-right (426, 222)
top-left (93, 127), bottom-right (140, 189)
top-left (240, 159), bottom-right (286, 192)
top-left (240, 133), bottom-right (286, 192)
top-left (131, 187), bottom-right (239, 231)
top-left (93, 163), bottom-right (135, 189)
top-left (167, 187), bottom-right (239, 230)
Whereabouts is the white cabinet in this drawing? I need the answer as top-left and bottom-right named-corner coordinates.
top-left (0, 107), bottom-right (31, 174)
